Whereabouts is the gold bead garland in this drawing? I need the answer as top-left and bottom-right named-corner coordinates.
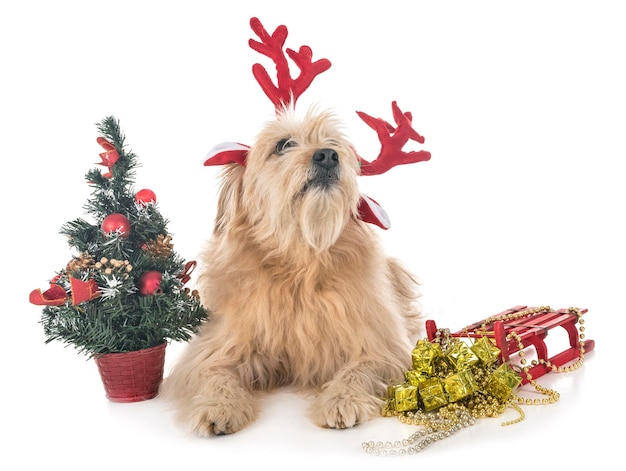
top-left (477, 305), bottom-right (552, 335)
top-left (94, 257), bottom-right (133, 278)
top-left (363, 403), bottom-right (477, 456)
top-left (65, 253), bottom-right (134, 279)
top-left (508, 307), bottom-right (585, 407)
top-left (363, 306), bottom-right (588, 456)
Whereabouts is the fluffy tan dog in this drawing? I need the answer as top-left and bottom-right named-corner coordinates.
top-left (161, 106), bottom-right (422, 436)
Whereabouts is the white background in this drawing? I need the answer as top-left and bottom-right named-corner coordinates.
top-left (2, 1), bottom-right (623, 469)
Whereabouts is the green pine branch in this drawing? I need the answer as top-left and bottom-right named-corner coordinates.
top-left (34, 116), bottom-right (209, 357)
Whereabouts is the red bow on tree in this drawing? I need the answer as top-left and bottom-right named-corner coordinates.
top-left (29, 277), bottom-right (101, 306)
top-left (96, 137), bottom-right (119, 179)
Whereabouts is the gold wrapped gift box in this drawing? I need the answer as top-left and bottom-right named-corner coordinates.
top-left (388, 337), bottom-right (521, 414)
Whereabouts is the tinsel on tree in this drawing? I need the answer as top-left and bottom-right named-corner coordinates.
top-left (29, 116), bottom-right (208, 357)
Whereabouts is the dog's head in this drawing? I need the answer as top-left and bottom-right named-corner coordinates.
top-left (215, 106), bottom-right (361, 253)
top-left (209, 18), bottom-right (430, 254)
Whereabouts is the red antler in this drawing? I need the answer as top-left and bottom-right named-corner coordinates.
top-left (356, 101), bottom-right (431, 176)
top-left (248, 17), bottom-right (331, 109)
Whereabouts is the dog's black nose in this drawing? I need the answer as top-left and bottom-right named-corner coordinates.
top-left (312, 148), bottom-right (339, 170)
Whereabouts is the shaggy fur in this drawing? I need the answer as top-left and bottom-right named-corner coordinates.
top-left (161, 107), bottom-right (422, 436)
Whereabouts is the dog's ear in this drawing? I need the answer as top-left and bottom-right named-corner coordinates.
top-left (214, 164), bottom-right (245, 235)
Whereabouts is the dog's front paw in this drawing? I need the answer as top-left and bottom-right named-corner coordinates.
top-left (184, 397), bottom-right (256, 436)
top-left (172, 373), bottom-right (258, 437)
top-left (310, 387), bottom-right (382, 429)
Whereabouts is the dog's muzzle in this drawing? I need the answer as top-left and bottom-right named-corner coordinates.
top-left (305, 148), bottom-right (340, 190)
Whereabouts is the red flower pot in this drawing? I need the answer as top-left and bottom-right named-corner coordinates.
top-left (94, 343), bottom-right (166, 403)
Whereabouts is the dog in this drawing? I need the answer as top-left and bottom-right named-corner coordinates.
top-left (161, 105), bottom-right (422, 436)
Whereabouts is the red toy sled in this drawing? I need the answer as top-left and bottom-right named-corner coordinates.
top-left (425, 305), bottom-right (595, 384)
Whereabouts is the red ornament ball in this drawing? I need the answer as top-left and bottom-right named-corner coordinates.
top-left (137, 271), bottom-right (162, 296)
top-left (135, 189), bottom-right (157, 206)
top-left (101, 213), bottom-right (131, 237)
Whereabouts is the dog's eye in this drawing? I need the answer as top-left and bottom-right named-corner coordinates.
top-left (275, 138), bottom-right (296, 155)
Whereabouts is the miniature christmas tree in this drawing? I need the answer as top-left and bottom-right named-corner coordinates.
top-left (29, 116), bottom-right (208, 358)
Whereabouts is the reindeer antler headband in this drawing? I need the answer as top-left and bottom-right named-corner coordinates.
top-left (204, 17), bottom-right (431, 229)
